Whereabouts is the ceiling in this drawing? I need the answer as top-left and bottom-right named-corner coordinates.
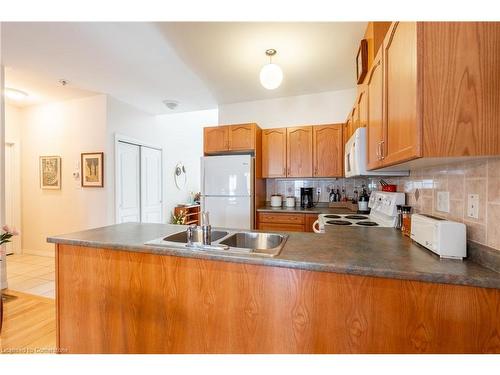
top-left (4, 66), bottom-right (96, 108)
top-left (158, 22), bottom-right (366, 104)
top-left (2, 22), bottom-right (366, 114)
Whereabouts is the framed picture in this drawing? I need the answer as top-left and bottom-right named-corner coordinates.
top-left (81, 152), bottom-right (104, 187)
top-left (356, 39), bottom-right (368, 84)
top-left (40, 156), bottom-right (61, 190)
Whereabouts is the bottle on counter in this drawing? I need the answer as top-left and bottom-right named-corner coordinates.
top-left (341, 188), bottom-right (347, 202)
top-left (329, 187), bottom-right (335, 202)
top-left (358, 185), bottom-right (369, 212)
top-left (352, 187), bottom-right (359, 204)
top-left (401, 205), bottom-right (412, 237)
top-left (335, 186), bottom-right (341, 202)
top-left (395, 205), bottom-right (403, 230)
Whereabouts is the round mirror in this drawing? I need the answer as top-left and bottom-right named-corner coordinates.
top-left (174, 162), bottom-right (187, 189)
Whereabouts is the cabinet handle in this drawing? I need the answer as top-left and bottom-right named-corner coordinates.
top-left (380, 140), bottom-right (385, 160)
top-left (287, 168), bottom-right (291, 176)
top-left (377, 142), bottom-right (382, 160)
top-left (282, 167), bottom-right (286, 176)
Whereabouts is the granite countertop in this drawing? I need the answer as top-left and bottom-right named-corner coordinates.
top-left (257, 205), bottom-right (354, 214)
top-left (47, 223), bottom-right (500, 290)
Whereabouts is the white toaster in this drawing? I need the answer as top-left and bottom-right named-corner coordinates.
top-left (410, 214), bottom-right (466, 259)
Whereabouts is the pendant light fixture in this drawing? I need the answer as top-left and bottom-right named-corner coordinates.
top-left (259, 49), bottom-right (283, 90)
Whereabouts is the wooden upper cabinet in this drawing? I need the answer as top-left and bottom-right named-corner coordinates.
top-left (357, 85), bottom-right (368, 129)
top-left (351, 105), bottom-right (359, 134)
top-left (362, 22), bottom-right (500, 170)
top-left (204, 123), bottom-right (261, 154)
top-left (262, 128), bottom-right (287, 178)
top-left (286, 126), bottom-right (313, 177)
top-left (421, 22), bottom-right (500, 157)
top-left (228, 123), bottom-right (256, 151)
top-left (382, 22), bottom-right (421, 165)
top-left (313, 124), bottom-right (343, 177)
top-left (366, 48), bottom-right (385, 170)
top-left (344, 115), bottom-right (353, 143)
top-left (204, 126), bottom-right (229, 153)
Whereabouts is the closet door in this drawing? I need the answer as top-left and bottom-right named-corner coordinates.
top-left (140, 147), bottom-right (163, 223)
top-left (117, 142), bottom-right (141, 223)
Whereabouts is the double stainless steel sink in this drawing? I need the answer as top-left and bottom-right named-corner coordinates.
top-left (145, 227), bottom-right (288, 257)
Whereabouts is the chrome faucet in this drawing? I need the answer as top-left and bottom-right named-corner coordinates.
top-left (186, 224), bottom-right (197, 247)
top-left (201, 211), bottom-right (211, 245)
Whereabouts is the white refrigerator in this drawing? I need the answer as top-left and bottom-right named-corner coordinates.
top-left (201, 155), bottom-right (253, 230)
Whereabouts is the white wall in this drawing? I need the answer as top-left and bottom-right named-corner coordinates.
top-left (106, 97), bottom-right (217, 223)
top-left (1, 22), bottom-right (6, 288)
top-left (154, 109), bottom-right (218, 219)
top-left (4, 103), bottom-right (22, 254)
top-left (218, 88), bottom-right (356, 128)
top-left (21, 95), bottom-right (108, 256)
top-left (105, 97), bottom-right (158, 223)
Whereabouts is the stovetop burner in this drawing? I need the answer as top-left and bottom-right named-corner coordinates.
top-left (324, 214), bottom-right (342, 219)
top-left (344, 215), bottom-right (369, 220)
top-left (326, 220), bottom-right (353, 226)
top-left (356, 221), bottom-right (379, 226)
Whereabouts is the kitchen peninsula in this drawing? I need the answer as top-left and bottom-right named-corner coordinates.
top-left (48, 223), bottom-right (500, 354)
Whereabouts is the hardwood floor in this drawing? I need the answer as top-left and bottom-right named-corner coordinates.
top-left (6, 254), bottom-right (56, 298)
top-left (0, 290), bottom-right (57, 354)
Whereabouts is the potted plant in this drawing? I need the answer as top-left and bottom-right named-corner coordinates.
top-left (171, 211), bottom-right (186, 225)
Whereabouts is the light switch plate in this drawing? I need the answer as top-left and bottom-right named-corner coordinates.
top-left (436, 191), bottom-right (450, 213)
top-left (467, 194), bottom-right (479, 219)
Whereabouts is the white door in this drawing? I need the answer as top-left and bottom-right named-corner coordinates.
top-left (202, 155), bottom-right (251, 196)
top-left (117, 142), bottom-right (141, 223)
top-left (140, 147), bottom-right (163, 223)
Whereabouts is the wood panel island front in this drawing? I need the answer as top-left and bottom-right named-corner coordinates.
top-left (48, 223), bottom-right (500, 354)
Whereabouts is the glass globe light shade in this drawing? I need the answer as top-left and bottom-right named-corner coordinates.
top-left (259, 63), bottom-right (283, 90)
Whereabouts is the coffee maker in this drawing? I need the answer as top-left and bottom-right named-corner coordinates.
top-left (300, 187), bottom-right (314, 208)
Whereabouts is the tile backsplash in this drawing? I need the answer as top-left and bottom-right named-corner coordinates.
top-left (266, 177), bottom-right (377, 203)
top-left (265, 157), bottom-right (500, 252)
top-left (400, 158), bottom-right (500, 252)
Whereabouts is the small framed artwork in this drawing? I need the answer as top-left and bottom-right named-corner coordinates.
top-left (81, 152), bottom-right (104, 187)
top-left (356, 39), bottom-right (368, 84)
top-left (40, 156), bottom-right (61, 190)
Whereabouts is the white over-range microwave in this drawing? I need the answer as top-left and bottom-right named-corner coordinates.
top-left (344, 127), bottom-right (409, 178)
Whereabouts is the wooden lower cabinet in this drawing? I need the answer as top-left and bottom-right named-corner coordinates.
top-left (305, 214), bottom-right (318, 233)
top-left (56, 244), bottom-right (500, 354)
top-left (257, 212), bottom-right (318, 232)
top-left (258, 222), bottom-right (305, 232)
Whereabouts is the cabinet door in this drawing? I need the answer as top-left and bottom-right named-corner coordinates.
top-left (305, 214), bottom-right (318, 233)
top-left (351, 105), bottom-right (359, 134)
top-left (313, 124), bottom-right (343, 177)
top-left (286, 126), bottom-right (313, 177)
top-left (383, 22), bottom-right (420, 165)
top-left (229, 123), bottom-right (256, 151)
top-left (366, 48), bottom-right (385, 170)
top-left (357, 85), bottom-right (368, 128)
top-left (204, 126), bottom-right (229, 154)
top-left (257, 223), bottom-right (305, 232)
top-left (344, 114), bottom-right (354, 142)
top-left (262, 128), bottom-right (287, 178)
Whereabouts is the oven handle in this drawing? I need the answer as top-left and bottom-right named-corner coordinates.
top-left (312, 220), bottom-right (322, 234)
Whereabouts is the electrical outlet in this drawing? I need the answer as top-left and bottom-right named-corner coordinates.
top-left (467, 194), bottom-right (479, 219)
top-left (436, 191), bottom-right (450, 213)
top-left (316, 187), bottom-right (321, 195)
